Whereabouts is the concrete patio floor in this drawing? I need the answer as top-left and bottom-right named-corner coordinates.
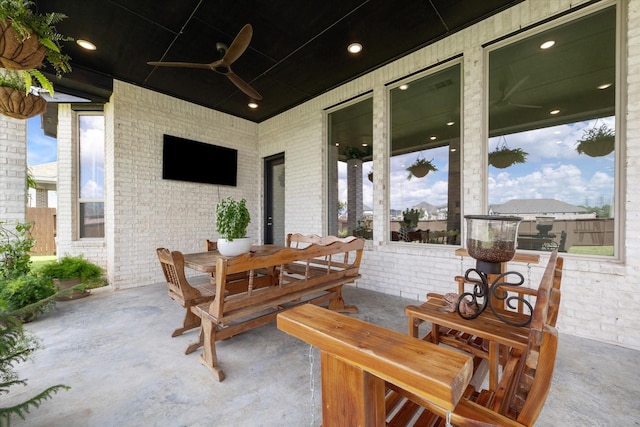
top-left (6, 281), bottom-right (640, 426)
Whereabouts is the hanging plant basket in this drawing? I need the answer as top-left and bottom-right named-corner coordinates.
top-left (575, 124), bottom-right (615, 157)
top-left (0, 20), bottom-right (46, 70)
top-left (406, 157), bottom-right (437, 180)
top-left (488, 139), bottom-right (528, 169)
top-left (0, 86), bottom-right (46, 119)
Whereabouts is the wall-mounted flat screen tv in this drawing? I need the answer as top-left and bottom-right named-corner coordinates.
top-left (162, 134), bottom-right (237, 186)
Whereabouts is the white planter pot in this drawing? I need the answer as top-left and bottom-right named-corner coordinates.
top-left (217, 237), bottom-right (252, 256)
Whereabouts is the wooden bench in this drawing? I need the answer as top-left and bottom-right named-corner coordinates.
top-left (277, 304), bottom-right (474, 425)
top-left (405, 250), bottom-right (562, 391)
top-left (189, 236), bottom-right (364, 381)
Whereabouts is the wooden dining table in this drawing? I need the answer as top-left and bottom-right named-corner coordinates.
top-left (182, 245), bottom-right (282, 274)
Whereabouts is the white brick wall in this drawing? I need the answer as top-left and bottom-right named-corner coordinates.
top-left (0, 116), bottom-right (27, 222)
top-left (13, 0), bottom-right (639, 351)
top-left (105, 82), bottom-right (259, 289)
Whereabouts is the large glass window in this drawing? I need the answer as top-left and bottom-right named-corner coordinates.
top-left (78, 114), bottom-right (105, 238)
top-left (327, 97), bottom-right (373, 239)
top-left (487, 5), bottom-right (616, 256)
top-left (389, 63), bottom-right (462, 245)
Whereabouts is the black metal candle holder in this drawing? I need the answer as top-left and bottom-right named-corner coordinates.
top-left (456, 267), bottom-right (532, 327)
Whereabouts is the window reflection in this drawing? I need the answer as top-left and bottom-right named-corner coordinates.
top-left (389, 63), bottom-right (462, 245)
top-left (78, 114), bottom-right (105, 238)
top-left (487, 6), bottom-right (616, 256)
top-left (327, 97), bottom-right (373, 238)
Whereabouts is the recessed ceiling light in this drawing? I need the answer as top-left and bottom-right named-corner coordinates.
top-left (540, 40), bottom-right (555, 49)
top-left (430, 136), bottom-right (437, 140)
top-left (399, 84), bottom-right (409, 90)
top-left (450, 148), bottom-right (457, 152)
top-left (550, 109), bottom-right (560, 115)
top-left (335, 142), bottom-right (340, 146)
top-left (361, 143), bottom-right (368, 147)
top-left (598, 83), bottom-right (612, 90)
top-left (447, 121), bottom-right (455, 126)
top-left (248, 101), bottom-right (259, 109)
top-left (347, 43), bottom-right (362, 54)
top-left (76, 39), bottom-right (96, 50)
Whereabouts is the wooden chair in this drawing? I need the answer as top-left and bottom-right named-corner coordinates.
top-left (405, 250), bottom-right (562, 391)
top-left (156, 248), bottom-right (216, 340)
top-left (205, 239), bottom-right (217, 251)
top-left (385, 322), bottom-right (559, 426)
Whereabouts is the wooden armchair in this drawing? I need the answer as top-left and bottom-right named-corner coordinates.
top-left (405, 250), bottom-right (563, 391)
top-left (385, 322), bottom-right (559, 426)
top-left (156, 248), bottom-right (216, 340)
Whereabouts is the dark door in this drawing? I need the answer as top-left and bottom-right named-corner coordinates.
top-left (264, 153), bottom-right (285, 245)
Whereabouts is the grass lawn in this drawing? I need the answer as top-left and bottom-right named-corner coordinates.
top-left (30, 255), bottom-right (57, 272)
top-left (567, 246), bottom-right (614, 256)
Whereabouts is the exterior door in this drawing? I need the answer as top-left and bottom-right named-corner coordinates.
top-left (264, 153), bottom-right (285, 245)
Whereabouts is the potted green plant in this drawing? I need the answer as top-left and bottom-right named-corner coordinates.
top-left (0, 0), bottom-right (72, 119)
top-left (488, 143), bottom-right (528, 169)
top-left (401, 208), bottom-right (422, 230)
top-left (39, 255), bottom-right (104, 301)
top-left (406, 157), bottom-right (437, 179)
top-left (575, 123), bottom-right (615, 157)
top-left (0, 0), bottom-right (72, 73)
top-left (0, 68), bottom-right (49, 119)
top-left (215, 197), bottom-right (252, 256)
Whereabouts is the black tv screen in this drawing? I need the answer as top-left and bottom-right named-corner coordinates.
top-left (162, 134), bottom-right (237, 186)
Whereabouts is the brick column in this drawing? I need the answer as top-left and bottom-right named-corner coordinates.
top-left (0, 115), bottom-right (28, 224)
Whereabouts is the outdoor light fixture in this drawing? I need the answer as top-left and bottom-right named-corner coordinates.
top-left (540, 40), bottom-right (555, 49)
top-left (549, 109), bottom-right (560, 115)
top-left (347, 43), bottom-right (362, 54)
top-left (248, 101), bottom-right (259, 109)
top-left (598, 83), bottom-right (612, 90)
top-left (399, 84), bottom-right (409, 90)
top-left (77, 39), bottom-right (96, 50)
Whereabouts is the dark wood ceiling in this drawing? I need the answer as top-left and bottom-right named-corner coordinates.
top-left (34, 0), bottom-right (524, 123)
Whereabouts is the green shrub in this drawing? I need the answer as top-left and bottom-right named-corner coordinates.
top-left (0, 275), bottom-right (56, 322)
top-left (0, 221), bottom-right (35, 280)
top-left (39, 255), bottom-right (103, 281)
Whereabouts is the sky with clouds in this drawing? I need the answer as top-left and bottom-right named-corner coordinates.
top-left (27, 116), bottom-right (57, 166)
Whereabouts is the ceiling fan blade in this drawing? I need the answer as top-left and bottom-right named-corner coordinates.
top-left (508, 101), bottom-right (542, 109)
top-left (502, 75), bottom-right (530, 101)
top-left (223, 24), bottom-right (253, 65)
top-left (147, 61), bottom-right (213, 70)
top-left (227, 71), bottom-right (262, 100)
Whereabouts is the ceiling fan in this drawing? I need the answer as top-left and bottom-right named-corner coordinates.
top-left (147, 24), bottom-right (262, 100)
top-left (491, 75), bottom-right (541, 109)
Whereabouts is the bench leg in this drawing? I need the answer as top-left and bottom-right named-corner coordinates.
top-left (198, 317), bottom-right (225, 381)
top-left (327, 286), bottom-right (358, 313)
top-left (185, 328), bottom-right (204, 355)
top-left (172, 307), bottom-right (202, 337)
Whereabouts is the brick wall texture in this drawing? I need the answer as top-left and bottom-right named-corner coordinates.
top-left (1, 0), bottom-right (639, 351)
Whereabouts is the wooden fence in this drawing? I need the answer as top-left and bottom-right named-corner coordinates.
top-left (26, 207), bottom-right (56, 255)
